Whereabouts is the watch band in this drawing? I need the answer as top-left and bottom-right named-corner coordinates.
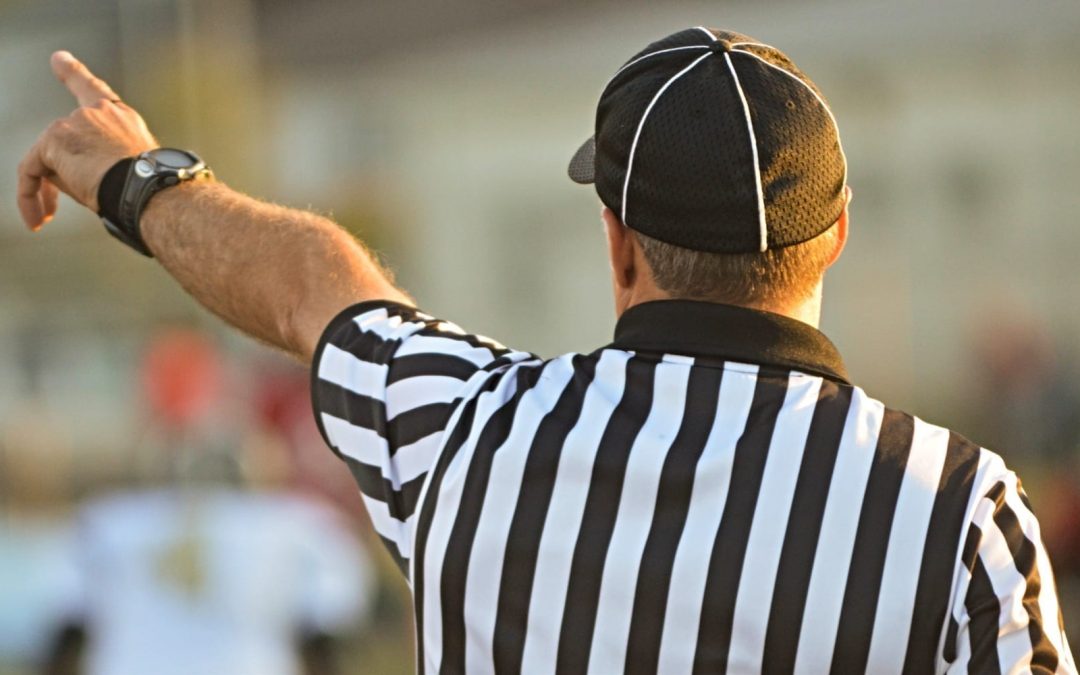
top-left (99, 158), bottom-right (155, 257)
top-left (97, 158), bottom-right (133, 227)
top-left (97, 150), bottom-right (211, 258)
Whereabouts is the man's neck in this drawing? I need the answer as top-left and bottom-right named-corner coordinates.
top-left (618, 286), bottom-right (824, 329)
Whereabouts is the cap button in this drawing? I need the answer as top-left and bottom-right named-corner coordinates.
top-left (709, 39), bottom-right (731, 54)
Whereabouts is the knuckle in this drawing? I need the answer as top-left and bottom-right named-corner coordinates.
top-left (46, 119), bottom-right (69, 137)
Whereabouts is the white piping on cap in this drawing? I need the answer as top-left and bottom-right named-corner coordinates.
top-left (621, 52), bottom-right (713, 226)
top-left (695, 26), bottom-right (716, 41)
top-left (722, 52), bottom-right (770, 252)
top-left (728, 41), bottom-right (780, 51)
top-left (730, 47), bottom-right (849, 190)
top-left (603, 45), bottom-right (710, 92)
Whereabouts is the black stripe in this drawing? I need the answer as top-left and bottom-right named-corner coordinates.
top-left (438, 364), bottom-right (547, 675)
top-left (829, 409), bottom-right (915, 675)
top-left (377, 532), bottom-right (409, 575)
top-left (555, 356), bottom-right (659, 675)
top-left (943, 616), bottom-right (960, 665)
top-left (317, 382), bottom-right (457, 450)
top-left (412, 374), bottom-right (501, 675)
top-left (993, 484), bottom-right (1059, 671)
top-left (692, 370), bottom-right (791, 674)
top-left (387, 353), bottom-right (479, 384)
top-left (944, 523), bottom-right (984, 664)
top-left (330, 300), bottom-right (510, 359)
top-left (761, 381), bottom-right (854, 673)
top-left (901, 433), bottom-right (982, 674)
top-left (342, 458), bottom-right (429, 521)
top-left (315, 380), bottom-right (388, 438)
top-left (966, 537), bottom-right (1002, 675)
top-left (320, 304), bottom-right (409, 364)
top-left (624, 366), bottom-right (724, 675)
top-left (492, 355), bottom-right (599, 675)
top-left (388, 402), bottom-right (456, 449)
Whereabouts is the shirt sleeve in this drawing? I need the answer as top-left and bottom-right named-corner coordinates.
top-left (310, 300), bottom-right (535, 574)
top-left (945, 473), bottom-right (1076, 674)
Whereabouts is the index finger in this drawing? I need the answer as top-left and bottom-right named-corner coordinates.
top-left (51, 51), bottom-right (120, 107)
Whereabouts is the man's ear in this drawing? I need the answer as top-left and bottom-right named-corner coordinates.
top-left (602, 207), bottom-right (635, 290)
top-left (826, 186), bottom-right (852, 269)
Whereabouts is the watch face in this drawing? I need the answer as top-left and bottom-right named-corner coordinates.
top-left (150, 148), bottom-right (198, 169)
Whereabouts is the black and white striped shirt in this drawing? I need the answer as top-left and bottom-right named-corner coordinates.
top-left (311, 299), bottom-right (1075, 674)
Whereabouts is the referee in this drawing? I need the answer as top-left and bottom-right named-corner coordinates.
top-left (17, 26), bottom-right (1076, 675)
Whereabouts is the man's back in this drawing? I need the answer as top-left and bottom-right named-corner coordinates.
top-left (313, 299), bottom-right (1072, 673)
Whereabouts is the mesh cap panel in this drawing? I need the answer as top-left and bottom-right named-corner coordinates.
top-left (571, 26), bottom-right (847, 253)
top-left (625, 56), bottom-right (761, 252)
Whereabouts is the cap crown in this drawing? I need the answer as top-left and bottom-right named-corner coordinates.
top-left (577, 27), bottom-right (846, 253)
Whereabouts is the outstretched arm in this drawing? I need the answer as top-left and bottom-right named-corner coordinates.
top-left (16, 51), bottom-right (411, 362)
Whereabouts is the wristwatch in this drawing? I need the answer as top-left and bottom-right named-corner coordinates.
top-left (97, 148), bottom-right (213, 258)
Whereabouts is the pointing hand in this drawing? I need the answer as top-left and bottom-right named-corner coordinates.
top-left (16, 51), bottom-right (158, 230)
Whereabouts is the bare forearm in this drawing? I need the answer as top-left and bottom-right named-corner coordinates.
top-left (17, 52), bottom-right (410, 360)
top-left (141, 181), bottom-right (412, 361)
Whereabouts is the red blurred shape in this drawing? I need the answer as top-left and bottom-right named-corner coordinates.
top-left (141, 329), bottom-right (223, 428)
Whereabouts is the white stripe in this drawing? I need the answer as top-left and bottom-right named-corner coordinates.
top-left (352, 308), bottom-right (418, 341)
top-left (695, 26), bottom-right (716, 41)
top-left (463, 356), bottom-right (577, 675)
top-left (793, 388), bottom-right (884, 674)
top-left (727, 373), bottom-right (824, 671)
top-left (520, 349), bottom-right (632, 675)
top-left (409, 369), bottom-right (497, 585)
top-left (865, 418), bottom-right (951, 672)
top-left (318, 343), bottom-right (389, 399)
top-left (361, 492), bottom-right (416, 559)
top-left (977, 495), bottom-right (1039, 671)
top-left (432, 320), bottom-right (509, 352)
top-left (1003, 480), bottom-right (1074, 668)
top-left (320, 412), bottom-right (387, 467)
top-left (730, 48), bottom-right (849, 192)
top-left (395, 334), bottom-right (499, 365)
top-left (386, 375), bottom-right (472, 419)
top-left (587, 358), bottom-right (693, 674)
top-left (602, 45), bottom-right (710, 91)
top-left (949, 488), bottom-right (1008, 674)
top-left (420, 366), bottom-right (527, 672)
top-left (620, 52), bottom-right (712, 225)
top-left (937, 448), bottom-right (1001, 669)
top-left (394, 431), bottom-right (448, 486)
top-left (722, 51), bottom-right (769, 252)
top-left (729, 41), bottom-right (779, 51)
top-left (656, 365), bottom-right (759, 674)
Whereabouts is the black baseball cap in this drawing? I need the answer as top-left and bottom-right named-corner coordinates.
top-left (568, 27), bottom-right (847, 254)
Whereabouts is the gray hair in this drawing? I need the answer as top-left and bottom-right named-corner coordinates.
top-left (635, 224), bottom-right (839, 306)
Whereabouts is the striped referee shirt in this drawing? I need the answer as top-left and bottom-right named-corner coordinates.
top-left (311, 299), bottom-right (1075, 674)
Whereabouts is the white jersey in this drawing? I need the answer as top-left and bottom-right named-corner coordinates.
top-left (73, 489), bottom-right (372, 675)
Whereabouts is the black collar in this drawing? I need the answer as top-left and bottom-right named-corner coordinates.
top-left (610, 300), bottom-right (850, 385)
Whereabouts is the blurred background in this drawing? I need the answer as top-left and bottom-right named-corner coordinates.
top-left (2, 0), bottom-right (1080, 672)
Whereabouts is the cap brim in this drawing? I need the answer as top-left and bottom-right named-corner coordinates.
top-left (567, 136), bottom-right (596, 184)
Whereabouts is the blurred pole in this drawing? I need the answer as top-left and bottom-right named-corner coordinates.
top-left (114, 0), bottom-right (266, 188)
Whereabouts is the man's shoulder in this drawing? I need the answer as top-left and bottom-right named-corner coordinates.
top-left (846, 385), bottom-right (1012, 502)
